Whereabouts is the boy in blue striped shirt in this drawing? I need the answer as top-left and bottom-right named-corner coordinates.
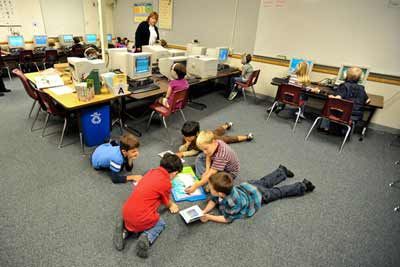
top-left (200, 166), bottom-right (315, 223)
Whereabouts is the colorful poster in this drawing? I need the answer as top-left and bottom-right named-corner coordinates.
top-left (133, 3), bottom-right (153, 23)
top-left (158, 0), bottom-right (173, 30)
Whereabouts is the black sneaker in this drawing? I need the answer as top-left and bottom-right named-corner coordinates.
top-left (136, 234), bottom-right (150, 258)
top-left (279, 165), bottom-right (294, 178)
top-left (303, 179), bottom-right (315, 192)
top-left (228, 89), bottom-right (239, 101)
top-left (113, 217), bottom-right (127, 251)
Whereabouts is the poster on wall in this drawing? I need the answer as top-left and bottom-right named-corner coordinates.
top-left (158, 0), bottom-right (173, 30)
top-left (0, 0), bottom-right (16, 25)
top-left (133, 3), bottom-right (153, 23)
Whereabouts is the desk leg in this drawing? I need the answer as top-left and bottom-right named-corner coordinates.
top-left (359, 108), bottom-right (376, 142)
top-left (111, 99), bottom-right (124, 135)
top-left (77, 112), bottom-right (85, 154)
top-left (120, 96), bottom-right (142, 137)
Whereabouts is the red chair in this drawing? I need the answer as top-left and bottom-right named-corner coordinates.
top-left (0, 47), bottom-right (12, 81)
top-left (146, 88), bottom-right (189, 143)
top-left (266, 83), bottom-right (305, 132)
top-left (70, 46), bottom-right (85, 58)
top-left (34, 88), bottom-right (70, 148)
top-left (12, 68), bottom-right (41, 122)
top-left (305, 97), bottom-right (354, 153)
top-left (18, 50), bottom-right (39, 72)
top-left (41, 50), bottom-right (59, 69)
top-left (235, 70), bottom-right (260, 102)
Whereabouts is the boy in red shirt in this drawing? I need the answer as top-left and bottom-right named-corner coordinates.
top-left (113, 153), bottom-right (183, 258)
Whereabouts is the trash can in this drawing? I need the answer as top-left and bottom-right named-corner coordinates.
top-left (80, 104), bottom-right (111, 147)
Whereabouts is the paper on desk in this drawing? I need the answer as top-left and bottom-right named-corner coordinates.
top-left (35, 74), bottom-right (64, 89)
top-left (48, 86), bottom-right (75, 95)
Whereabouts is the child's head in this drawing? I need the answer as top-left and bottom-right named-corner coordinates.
top-left (209, 172), bottom-right (234, 197)
top-left (160, 153), bottom-right (183, 178)
top-left (119, 134), bottom-right (140, 158)
top-left (346, 67), bottom-right (362, 82)
top-left (73, 37), bottom-right (80, 44)
top-left (48, 41), bottom-right (55, 47)
top-left (181, 121), bottom-right (200, 142)
top-left (117, 37), bottom-right (122, 43)
top-left (170, 63), bottom-right (186, 80)
top-left (241, 53), bottom-right (252, 65)
top-left (196, 130), bottom-right (218, 157)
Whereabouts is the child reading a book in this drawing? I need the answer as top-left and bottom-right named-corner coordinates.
top-left (113, 153), bottom-right (183, 258)
top-left (176, 121), bottom-right (253, 158)
top-left (200, 166), bottom-right (315, 223)
top-left (185, 130), bottom-right (240, 194)
top-left (91, 134), bottom-right (141, 184)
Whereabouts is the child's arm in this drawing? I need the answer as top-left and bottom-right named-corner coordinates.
top-left (202, 199), bottom-right (217, 214)
top-left (200, 214), bottom-right (229, 224)
top-left (165, 85), bottom-right (172, 99)
top-left (166, 199), bottom-right (179, 213)
top-left (185, 167), bottom-right (217, 194)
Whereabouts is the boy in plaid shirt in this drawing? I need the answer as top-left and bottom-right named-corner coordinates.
top-left (200, 166), bottom-right (315, 223)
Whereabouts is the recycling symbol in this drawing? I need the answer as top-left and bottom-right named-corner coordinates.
top-left (91, 112), bottom-right (102, 124)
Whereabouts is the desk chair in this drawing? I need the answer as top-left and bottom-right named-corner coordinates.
top-left (234, 70), bottom-right (260, 102)
top-left (70, 46), bottom-right (85, 58)
top-left (41, 50), bottom-right (59, 69)
top-left (0, 48), bottom-right (12, 81)
top-left (305, 98), bottom-right (354, 153)
top-left (12, 68), bottom-right (41, 122)
top-left (389, 160), bottom-right (400, 212)
top-left (18, 50), bottom-right (40, 73)
top-left (146, 89), bottom-right (189, 143)
top-left (266, 83), bottom-right (304, 132)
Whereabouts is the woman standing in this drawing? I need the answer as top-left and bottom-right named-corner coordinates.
top-left (134, 12), bottom-right (159, 52)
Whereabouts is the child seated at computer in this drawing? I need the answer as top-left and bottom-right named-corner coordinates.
top-left (200, 166), bottom-right (315, 224)
top-left (176, 121), bottom-right (253, 158)
top-left (91, 134), bottom-right (142, 184)
top-left (228, 53), bottom-right (254, 101)
top-left (320, 67), bottom-right (370, 131)
top-left (185, 130), bottom-right (240, 194)
top-left (113, 153), bottom-right (182, 258)
top-left (156, 63), bottom-right (189, 108)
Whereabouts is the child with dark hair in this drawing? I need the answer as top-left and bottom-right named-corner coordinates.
top-left (113, 153), bottom-right (183, 258)
top-left (200, 166), bottom-right (315, 224)
top-left (176, 121), bottom-right (253, 158)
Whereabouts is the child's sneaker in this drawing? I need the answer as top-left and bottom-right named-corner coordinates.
top-left (303, 179), bottom-right (315, 192)
top-left (225, 122), bottom-right (233, 130)
top-left (136, 234), bottom-right (150, 258)
top-left (247, 133), bottom-right (254, 141)
top-left (278, 165), bottom-right (294, 178)
top-left (113, 217), bottom-right (128, 251)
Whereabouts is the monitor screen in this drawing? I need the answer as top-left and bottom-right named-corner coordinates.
top-left (337, 65), bottom-right (370, 85)
top-left (86, 34), bottom-right (97, 44)
top-left (288, 58), bottom-right (313, 74)
top-left (219, 48), bottom-right (229, 61)
top-left (63, 35), bottom-right (73, 43)
top-left (136, 56), bottom-right (150, 74)
top-left (8, 36), bottom-right (24, 48)
top-left (34, 35), bottom-right (47, 46)
top-left (107, 34), bottom-right (112, 42)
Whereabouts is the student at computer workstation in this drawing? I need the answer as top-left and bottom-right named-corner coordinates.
top-left (71, 37), bottom-right (84, 57)
top-left (134, 12), bottom-right (159, 52)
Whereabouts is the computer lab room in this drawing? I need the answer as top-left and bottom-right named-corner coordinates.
top-left (1, 0), bottom-right (399, 266)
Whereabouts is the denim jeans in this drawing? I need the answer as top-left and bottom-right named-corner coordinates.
top-left (230, 76), bottom-right (244, 91)
top-left (249, 168), bottom-right (306, 204)
top-left (195, 152), bottom-right (207, 178)
top-left (143, 218), bottom-right (166, 245)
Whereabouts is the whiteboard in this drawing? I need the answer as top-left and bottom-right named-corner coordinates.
top-left (254, 0), bottom-right (400, 76)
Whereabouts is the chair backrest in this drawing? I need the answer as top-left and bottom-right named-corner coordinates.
top-left (18, 50), bottom-right (34, 63)
top-left (71, 46), bottom-right (85, 57)
top-left (169, 88), bottom-right (189, 113)
top-left (276, 83), bottom-right (303, 107)
top-left (0, 47), bottom-right (6, 67)
top-left (12, 68), bottom-right (38, 100)
top-left (245, 70), bottom-right (260, 87)
top-left (322, 98), bottom-right (354, 125)
top-left (44, 50), bottom-right (58, 62)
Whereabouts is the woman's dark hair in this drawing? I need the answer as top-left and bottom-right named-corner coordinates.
top-left (181, 121), bottom-right (200, 137)
top-left (160, 153), bottom-right (183, 173)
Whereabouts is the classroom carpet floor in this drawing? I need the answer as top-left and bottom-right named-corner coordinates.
top-left (1, 77), bottom-right (400, 267)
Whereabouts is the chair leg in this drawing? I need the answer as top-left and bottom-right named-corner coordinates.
top-left (6, 67), bottom-right (11, 81)
top-left (305, 117), bottom-right (322, 141)
top-left (266, 101), bottom-right (278, 122)
top-left (146, 111), bottom-right (156, 131)
top-left (41, 113), bottom-right (50, 137)
top-left (58, 117), bottom-right (68, 148)
top-left (162, 116), bottom-right (171, 144)
top-left (179, 109), bottom-right (186, 122)
top-left (242, 88), bottom-right (247, 102)
top-left (31, 106), bottom-right (41, 132)
top-left (34, 63), bottom-right (40, 72)
top-left (28, 100), bottom-right (37, 118)
top-left (293, 107), bottom-right (301, 133)
top-left (251, 86), bottom-right (257, 102)
top-left (18, 64), bottom-right (22, 71)
top-left (339, 125), bottom-right (352, 153)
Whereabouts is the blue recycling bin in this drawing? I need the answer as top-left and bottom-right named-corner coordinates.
top-left (80, 104), bottom-right (111, 147)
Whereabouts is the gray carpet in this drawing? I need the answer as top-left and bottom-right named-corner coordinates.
top-left (1, 77), bottom-right (399, 267)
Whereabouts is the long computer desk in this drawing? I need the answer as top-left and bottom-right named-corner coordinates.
top-left (271, 77), bottom-right (384, 140)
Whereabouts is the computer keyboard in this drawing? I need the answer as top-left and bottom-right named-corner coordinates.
top-left (129, 83), bottom-right (160, 94)
top-left (186, 77), bottom-right (201, 84)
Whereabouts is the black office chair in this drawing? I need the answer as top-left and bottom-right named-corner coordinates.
top-left (389, 160), bottom-right (400, 212)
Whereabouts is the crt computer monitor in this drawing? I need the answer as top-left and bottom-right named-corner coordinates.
top-left (218, 47), bottom-right (229, 63)
top-left (159, 56), bottom-right (187, 80)
top-left (34, 35), bottom-right (47, 47)
top-left (85, 34), bottom-right (97, 44)
top-left (126, 52), bottom-right (152, 80)
top-left (288, 58), bottom-right (313, 75)
top-left (335, 65), bottom-right (370, 85)
top-left (8, 36), bottom-right (24, 48)
top-left (59, 34), bottom-right (74, 46)
top-left (107, 34), bottom-right (112, 43)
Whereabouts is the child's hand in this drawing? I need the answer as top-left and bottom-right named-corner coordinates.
top-left (200, 214), bottom-right (210, 223)
top-left (129, 150), bottom-right (140, 160)
top-left (175, 152), bottom-right (184, 158)
top-left (169, 202), bottom-right (179, 213)
top-left (127, 175), bottom-right (142, 182)
top-left (184, 185), bottom-right (196, 194)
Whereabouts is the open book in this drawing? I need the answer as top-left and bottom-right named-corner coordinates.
top-left (35, 74), bottom-right (64, 89)
top-left (158, 150), bottom-right (185, 163)
top-left (171, 166), bottom-right (207, 202)
top-left (179, 205), bottom-right (203, 224)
